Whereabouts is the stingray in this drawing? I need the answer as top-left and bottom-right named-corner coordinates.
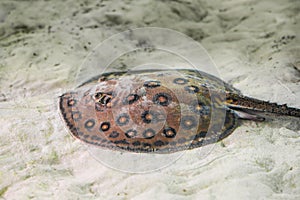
top-left (59, 69), bottom-right (300, 153)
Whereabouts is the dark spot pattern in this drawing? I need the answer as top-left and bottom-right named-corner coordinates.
top-left (109, 131), bottom-right (119, 138)
top-left (184, 85), bottom-right (199, 94)
top-left (67, 98), bottom-right (77, 107)
top-left (195, 131), bottom-right (206, 139)
top-left (84, 119), bottom-right (95, 129)
top-left (189, 132), bottom-right (206, 143)
top-left (162, 127), bottom-right (176, 138)
top-left (153, 93), bottom-right (172, 106)
top-left (178, 137), bottom-right (186, 144)
top-left (114, 140), bottom-right (129, 145)
top-left (91, 135), bottom-right (101, 141)
top-left (154, 140), bottom-right (165, 147)
top-left (83, 134), bottom-right (89, 139)
top-left (144, 80), bottom-right (161, 88)
top-left (141, 110), bottom-right (158, 124)
top-left (173, 78), bottom-right (188, 85)
top-left (116, 113), bottom-right (130, 126)
top-left (132, 141), bottom-right (141, 146)
top-left (190, 102), bottom-right (210, 115)
top-left (78, 131), bottom-right (84, 136)
top-left (169, 141), bottom-right (177, 146)
top-left (142, 143), bottom-right (152, 148)
top-left (123, 94), bottom-right (139, 105)
top-left (142, 128), bottom-right (156, 139)
top-left (102, 139), bottom-right (108, 143)
top-left (100, 122), bottom-right (110, 132)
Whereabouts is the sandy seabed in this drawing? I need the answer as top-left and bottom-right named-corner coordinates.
top-left (0, 0), bottom-right (299, 199)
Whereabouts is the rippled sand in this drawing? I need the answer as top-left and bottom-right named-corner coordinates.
top-left (0, 0), bottom-right (299, 199)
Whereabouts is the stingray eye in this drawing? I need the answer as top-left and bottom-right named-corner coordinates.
top-left (100, 95), bottom-right (112, 105)
top-left (94, 92), bottom-right (112, 106)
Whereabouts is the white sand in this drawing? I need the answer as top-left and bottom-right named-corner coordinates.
top-left (0, 0), bottom-right (299, 199)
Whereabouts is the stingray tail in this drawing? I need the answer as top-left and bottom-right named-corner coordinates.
top-left (226, 93), bottom-right (300, 120)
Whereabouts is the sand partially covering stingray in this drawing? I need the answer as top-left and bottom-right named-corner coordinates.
top-left (0, 0), bottom-right (299, 199)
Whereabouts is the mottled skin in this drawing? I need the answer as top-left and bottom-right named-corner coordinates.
top-left (59, 69), bottom-right (300, 153)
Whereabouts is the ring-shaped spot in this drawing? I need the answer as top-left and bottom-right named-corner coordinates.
top-left (67, 98), bottom-right (77, 107)
top-left (116, 113), bottom-right (130, 126)
top-left (181, 116), bottom-right (197, 130)
top-left (141, 110), bottom-right (158, 124)
top-left (109, 131), bottom-right (119, 138)
top-left (184, 85), bottom-right (199, 94)
top-left (125, 129), bottom-right (138, 138)
top-left (162, 127), bottom-right (177, 138)
top-left (143, 80), bottom-right (161, 88)
top-left (100, 122), bottom-right (110, 132)
top-left (153, 93), bottom-right (172, 106)
top-left (71, 111), bottom-right (82, 121)
top-left (123, 94), bottom-right (139, 105)
top-left (173, 78), bottom-right (188, 85)
top-left (142, 128), bottom-right (156, 139)
top-left (84, 119), bottom-right (95, 129)
top-left (190, 101), bottom-right (210, 115)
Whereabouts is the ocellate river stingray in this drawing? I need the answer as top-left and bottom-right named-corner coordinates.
top-left (59, 69), bottom-right (300, 153)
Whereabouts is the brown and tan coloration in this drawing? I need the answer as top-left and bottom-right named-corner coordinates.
top-left (59, 69), bottom-right (300, 153)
